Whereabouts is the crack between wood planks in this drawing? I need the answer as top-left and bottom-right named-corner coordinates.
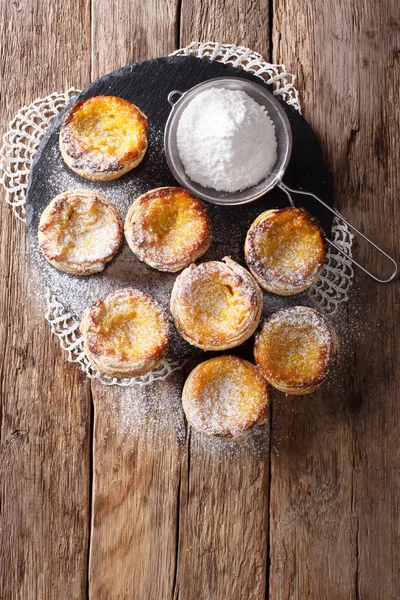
top-left (265, 398), bottom-right (274, 599)
top-left (90, 0), bottom-right (94, 82)
top-left (175, 0), bottom-right (182, 50)
top-left (355, 517), bottom-right (360, 600)
top-left (86, 382), bottom-right (95, 600)
top-left (172, 420), bottom-right (191, 600)
top-left (351, 426), bottom-right (361, 600)
top-left (87, 2), bottom-right (94, 597)
top-left (265, 3), bottom-right (274, 595)
top-left (172, 462), bottom-right (182, 600)
top-left (0, 321), bottom-right (9, 443)
top-left (268, 0), bottom-right (274, 63)
top-left (347, 296), bottom-right (360, 600)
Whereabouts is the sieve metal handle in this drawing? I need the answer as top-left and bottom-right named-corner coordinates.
top-left (167, 90), bottom-right (184, 107)
top-left (278, 181), bottom-right (398, 284)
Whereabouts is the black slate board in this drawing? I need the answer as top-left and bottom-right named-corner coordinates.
top-left (26, 55), bottom-right (334, 360)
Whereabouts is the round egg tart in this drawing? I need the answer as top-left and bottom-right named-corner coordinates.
top-left (38, 189), bottom-right (123, 275)
top-left (59, 95), bottom-right (148, 181)
top-left (182, 356), bottom-right (269, 440)
top-left (170, 257), bottom-right (263, 351)
top-left (254, 306), bottom-right (339, 395)
top-left (80, 288), bottom-right (169, 378)
top-left (245, 207), bottom-right (326, 296)
top-left (124, 187), bottom-right (211, 272)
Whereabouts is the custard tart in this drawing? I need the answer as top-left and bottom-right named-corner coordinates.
top-left (124, 187), bottom-right (211, 272)
top-left (182, 355), bottom-right (269, 440)
top-left (245, 207), bottom-right (326, 296)
top-left (254, 306), bottom-right (338, 395)
top-left (170, 257), bottom-right (263, 351)
top-left (59, 95), bottom-right (148, 181)
top-left (38, 189), bottom-right (123, 275)
top-left (80, 288), bottom-right (169, 378)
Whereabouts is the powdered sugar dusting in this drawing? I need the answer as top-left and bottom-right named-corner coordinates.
top-left (184, 356), bottom-right (268, 439)
top-left (256, 306), bottom-right (336, 388)
top-left (39, 191), bottom-right (122, 270)
top-left (171, 258), bottom-right (262, 348)
top-left (177, 88), bottom-right (277, 192)
top-left (246, 208), bottom-right (325, 292)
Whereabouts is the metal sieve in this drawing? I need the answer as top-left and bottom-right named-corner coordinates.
top-left (164, 77), bottom-right (397, 283)
top-left (164, 77), bottom-right (292, 206)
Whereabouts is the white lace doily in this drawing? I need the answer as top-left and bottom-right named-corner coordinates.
top-left (0, 41), bottom-right (353, 386)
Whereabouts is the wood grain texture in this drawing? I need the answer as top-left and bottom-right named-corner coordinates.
top-left (0, 1), bottom-right (92, 598)
top-left (180, 0), bottom-right (270, 59)
top-left (88, 375), bottom-right (185, 599)
top-left (173, 419), bottom-right (270, 600)
top-left (270, 1), bottom-right (400, 598)
top-left (91, 0), bottom-right (179, 79)
top-left (88, 4), bottom-right (184, 598)
top-left (175, 5), bottom-right (273, 598)
top-left (2, 1), bottom-right (400, 599)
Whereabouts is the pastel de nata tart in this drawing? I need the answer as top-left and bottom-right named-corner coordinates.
top-left (254, 306), bottom-right (339, 395)
top-left (170, 257), bottom-right (263, 351)
top-left (80, 288), bottom-right (169, 378)
top-left (182, 355), bottom-right (269, 440)
top-left (245, 207), bottom-right (326, 296)
top-left (59, 95), bottom-right (148, 181)
top-left (38, 189), bottom-right (123, 276)
top-left (124, 187), bottom-right (211, 272)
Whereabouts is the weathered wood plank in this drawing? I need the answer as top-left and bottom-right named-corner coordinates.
top-left (270, 1), bottom-right (400, 597)
top-left (173, 421), bottom-right (270, 600)
top-left (174, 4), bottom-right (272, 599)
top-left (88, 375), bottom-right (185, 599)
top-left (88, 3), bottom-right (182, 597)
top-left (180, 0), bottom-right (270, 58)
top-left (91, 0), bottom-right (179, 79)
top-left (0, 1), bottom-right (92, 598)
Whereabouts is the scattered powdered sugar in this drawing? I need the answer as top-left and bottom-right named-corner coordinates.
top-left (176, 88), bottom-right (277, 193)
top-left (172, 259), bottom-right (261, 346)
top-left (270, 296), bottom-right (366, 458)
top-left (266, 306), bottom-right (332, 346)
top-left (258, 306), bottom-right (334, 385)
top-left (104, 293), bottom-right (362, 456)
top-left (111, 378), bottom-right (187, 445)
top-left (189, 422), bottom-right (270, 461)
top-left (245, 208), bottom-right (326, 292)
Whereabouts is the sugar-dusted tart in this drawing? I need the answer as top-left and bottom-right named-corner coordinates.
top-left (59, 95), bottom-right (148, 181)
top-left (245, 207), bottom-right (326, 296)
top-left (254, 306), bottom-right (339, 395)
top-left (170, 257), bottom-right (263, 351)
top-left (124, 187), bottom-right (211, 272)
top-left (38, 189), bottom-right (123, 275)
top-left (80, 288), bottom-right (169, 378)
top-left (182, 355), bottom-right (269, 440)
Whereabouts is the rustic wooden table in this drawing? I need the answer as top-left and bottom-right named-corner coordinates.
top-left (1, 1), bottom-right (399, 598)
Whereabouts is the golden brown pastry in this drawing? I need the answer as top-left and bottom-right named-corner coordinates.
top-left (59, 95), bottom-right (148, 181)
top-left (170, 257), bottom-right (263, 351)
top-left (182, 355), bottom-right (269, 440)
top-left (254, 306), bottom-right (338, 395)
top-left (80, 288), bottom-right (169, 378)
top-left (38, 189), bottom-right (123, 275)
top-left (124, 187), bottom-right (211, 272)
top-left (245, 207), bottom-right (326, 296)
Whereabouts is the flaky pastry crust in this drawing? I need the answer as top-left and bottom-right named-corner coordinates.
top-left (80, 288), bottom-right (169, 378)
top-left (170, 257), bottom-right (263, 351)
top-left (59, 95), bottom-right (148, 181)
top-left (245, 207), bottom-right (326, 296)
top-left (38, 189), bottom-right (123, 275)
top-left (124, 187), bottom-right (211, 272)
top-left (182, 356), bottom-right (269, 440)
top-left (254, 306), bottom-right (339, 395)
